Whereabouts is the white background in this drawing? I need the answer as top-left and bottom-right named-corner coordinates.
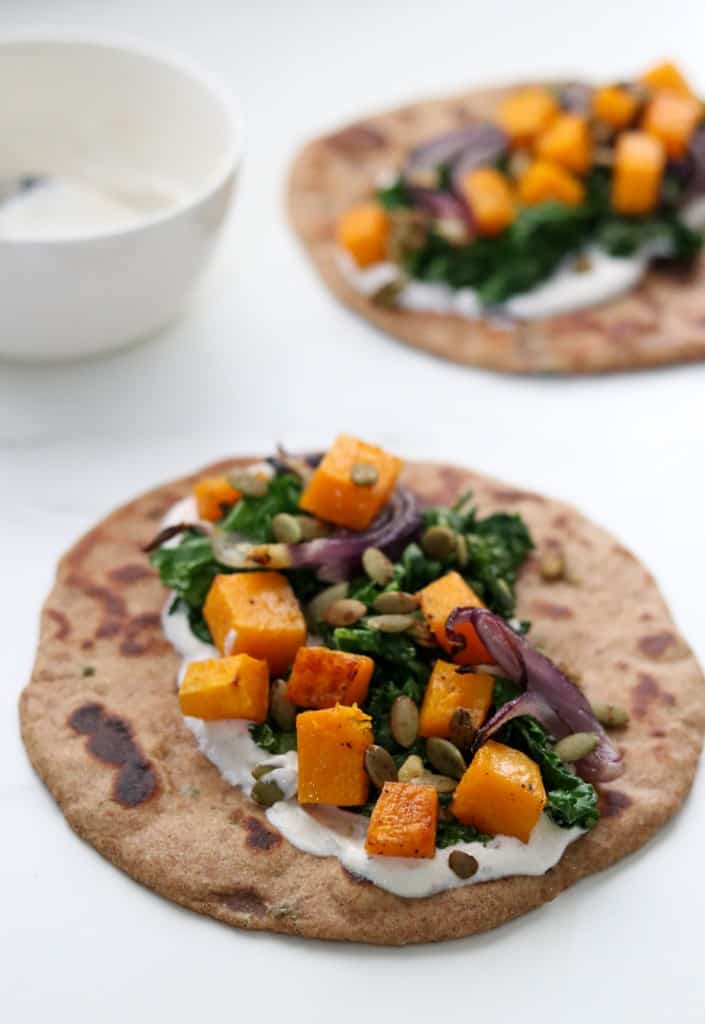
top-left (3, 1), bottom-right (705, 1020)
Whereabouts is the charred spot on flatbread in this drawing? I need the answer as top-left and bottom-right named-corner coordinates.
top-left (244, 816), bottom-right (282, 852)
top-left (68, 703), bottom-right (158, 807)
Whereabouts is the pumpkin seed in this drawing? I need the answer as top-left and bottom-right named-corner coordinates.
top-left (270, 679), bottom-right (297, 731)
top-left (416, 772), bottom-right (458, 794)
top-left (350, 462), bottom-right (379, 487)
top-left (455, 533), bottom-right (469, 567)
top-left (297, 515), bottom-right (328, 540)
top-left (245, 543), bottom-right (292, 568)
top-left (409, 619), bottom-right (437, 647)
top-left (305, 582), bottom-right (348, 625)
top-left (421, 525), bottom-right (457, 559)
top-left (371, 278), bottom-right (404, 309)
top-left (373, 590), bottom-right (419, 614)
top-left (251, 778), bottom-right (284, 806)
top-left (362, 546), bottom-right (394, 586)
top-left (591, 702), bottom-right (629, 728)
top-left (554, 732), bottom-right (599, 764)
top-left (448, 707), bottom-right (476, 751)
top-left (323, 598), bottom-right (367, 627)
top-left (367, 613), bottom-right (415, 633)
top-left (272, 513), bottom-right (302, 544)
top-left (397, 754), bottom-right (424, 782)
top-left (364, 745), bottom-right (398, 788)
top-left (448, 850), bottom-right (479, 879)
top-left (390, 695), bottom-right (419, 748)
top-left (436, 217), bottom-right (471, 245)
top-left (540, 550), bottom-right (565, 581)
top-left (252, 763), bottom-right (276, 780)
top-left (228, 469), bottom-right (268, 497)
top-left (389, 211), bottom-right (427, 261)
top-left (426, 737), bottom-right (466, 779)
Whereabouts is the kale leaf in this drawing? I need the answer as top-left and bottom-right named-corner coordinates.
top-left (249, 722), bottom-right (297, 754)
top-left (150, 531), bottom-right (224, 610)
top-left (221, 473), bottom-right (302, 541)
top-left (377, 177), bottom-right (413, 210)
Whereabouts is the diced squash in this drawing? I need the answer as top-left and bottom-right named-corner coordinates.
top-left (299, 434), bottom-right (403, 531)
top-left (612, 131), bottom-right (665, 215)
top-left (642, 90), bottom-right (702, 159)
top-left (592, 85), bottom-right (639, 130)
top-left (536, 113), bottom-right (591, 174)
top-left (496, 86), bottom-right (559, 146)
top-left (418, 660), bottom-right (494, 738)
top-left (451, 739), bottom-right (546, 843)
top-left (203, 571), bottom-right (306, 675)
top-left (336, 202), bottom-right (390, 267)
top-left (641, 60), bottom-right (694, 97)
top-left (287, 646), bottom-right (374, 708)
top-left (365, 782), bottom-right (438, 859)
top-left (194, 475), bottom-right (241, 522)
top-left (461, 167), bottom-right (516, 236)
top-left (297, 704), bottom-right (373, 805)
top-left (179, 654), bottom-right (269, 722)
top-left (518, 160), bottom-right (585, 207)
top-left (418, 571), bottom-right (493, 666)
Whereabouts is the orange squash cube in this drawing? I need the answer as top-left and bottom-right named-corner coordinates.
top-left (418, 571), bottom-right (493, 666)
top-left (297, 704), bottom-right (373, 805)
top-left (203, 571), bottom-right (306, 675)
top-left (461, 167), bottom-right (516, 236)
top-left (642, 90), bottom-right (702, 159)
top-left (518, 160), bottom-right (585, 207)
top-left (496, 86), bottom-right (559, 146)
top-left (365, 782), bottom-right (438, 859)
top-left (612, 131), bottom-right (665, 215)
top-left (419, 660), bottom-right (494, 738)
top-left (299, 434), bottom-right (403, 531)
top-left (287, 646), bottom-right (374, 708)
top-left (536, 113), bottom-right (591, 174)
top-left (336, 202), bottom-right (391, 267)
top-left (592, 85), bottom-right (639, 130)
top-left (641, 60), bottom-right (694, 97)
top-left (451, 739), bottom-right (546, 843)
top-left (179, 654), bottom-right (269, 722)
top-left (194, 475), bottom-right (241, 522)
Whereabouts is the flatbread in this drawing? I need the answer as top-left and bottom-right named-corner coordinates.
top-left (20, 458), bottom-right (705, 944)
top-left (288, 86), bottom-right (705, 373)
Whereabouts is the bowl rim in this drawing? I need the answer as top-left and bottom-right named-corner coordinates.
top-left (0, 31), bottom-right (243, 246)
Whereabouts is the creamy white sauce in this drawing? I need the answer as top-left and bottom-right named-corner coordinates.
top-left (159, 492), bottom-right (583, 898)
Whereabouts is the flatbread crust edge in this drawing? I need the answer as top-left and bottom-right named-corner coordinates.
top-left (287, 85), bottom-right (705, 374)
top-left (19, 457), bottom-right (705, 944)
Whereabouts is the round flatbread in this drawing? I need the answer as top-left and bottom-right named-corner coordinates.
top-left (288, 85), bottom-right (705, 374)
top-left (19, 458), bottom-right (705, 943)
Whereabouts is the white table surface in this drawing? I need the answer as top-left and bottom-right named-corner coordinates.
top-left (3, 1), bottom-right (705, 1020)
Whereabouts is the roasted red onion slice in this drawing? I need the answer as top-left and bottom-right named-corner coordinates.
top-left (405, 124), bottom-right (507, 186)
top-left (142, 521), bottom-right (211, 553)
top-left (407, 186), bottom-right (471, 224)
top-left (558, 82), bottom-right (593, 114)
top-left (446, 608), bottom-right (624, 782)
top-left (470, 691), bottom-right (567, 753)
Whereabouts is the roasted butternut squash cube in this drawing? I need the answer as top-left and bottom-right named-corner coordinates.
top-left (365, 782), bottom-right (438, 859)
top-left (612, 131), bottom-right (665, 215)
top-left (451, 739), bottom-right (546, 843)
top-left (336, 202), bottom-right (391, 267)
top-left (297, 704), bottom-right (373, 805)
top-left (461, 167), bottom-right (516, 236)
top-left (518, 159), bottom-right (585, 207)
top-left (287, 646), bottom-right (374, 708)
top-left (536, 113), bottom-right (591, 174)
top-left (179, 654), bottom-right (269, 722)
top-left (419, 660), bottom-right (494, 738)
top-left (203, 571), bottom-right (306, 675)
top-left (194, 475), bottom-right (241, 522)
top-left (592, 85), bottom-right (639, 130)
top-left (642, 90), bottom-right (702, 159)
top-left (641, 60), bottom-right (694, 97)
top-left (299, 434), bottom-right (403, 530)
top-left (418, 571), bottom-right (492, 665)
top-left (497, 87), bottom-right (559, 146)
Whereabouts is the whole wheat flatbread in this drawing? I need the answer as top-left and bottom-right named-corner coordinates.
top-left (288, 86), bottom-right (705, 374)
top-left (19, 458), bottom-right (705, 944)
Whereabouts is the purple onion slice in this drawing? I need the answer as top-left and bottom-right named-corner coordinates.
top-left (407, 186), bottom-right (471, 224)
top-left (405, 123), bottom-right (507, 187)
top-left (470, 691), bottom-right (567, 754)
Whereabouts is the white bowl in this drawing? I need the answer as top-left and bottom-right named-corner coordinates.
top-left (0, 37), bottom-right (240, 362)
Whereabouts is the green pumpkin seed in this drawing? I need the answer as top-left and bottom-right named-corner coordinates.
top-left (554, 732), bottom-right (599, 764)
top-left (397, 754), bottom-right (424, 782)
top-left (540, 551), bottom-right (565, 581)
top-left (270, 679), bottom-right (297, 731)
top-left (350, 462), bottom-right (379, 487)
top-left (448, 850), bottom-right (479, 879)
top-left (323, 598), bottom-right (367, 627)
top-left (272, 513), bottom-right (302, 544)
top-left (371, 278), bottom-right (404, 308)
top-left (448, 707), bottom-right (476, 751)
top-left (228, 470), bottom-right (268, 497)
top-left (373, 590), bottom-right (419, 614)
top-left (362, 546), bottom-right (394, 586)
top-left (252, 763), bottom-right (276, 780)
top-left (297, 515), bottom-right (328, 540)
top-left (421, 525), bottom-right (457, 559)
top-left (364, 745), bottom-right (398, 788)
top-left (455, 533), bottom-right (469, 568)
top-left (409, 619), bottom-right (437, 647)
top-left (416, 772), bottom-right (457, 794)
top-left (390, 695), bottom-right (419, 748)
top-left (591, 702), bottom-right (629, 728)
top-left (305, 582), bottom-right (349, 625)
top-left (426, 737), bottom-right (466, 779)
top-left (367, 613), bottom-right (415, 633)
top-left (251, 779), bottom-right (284, 806)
